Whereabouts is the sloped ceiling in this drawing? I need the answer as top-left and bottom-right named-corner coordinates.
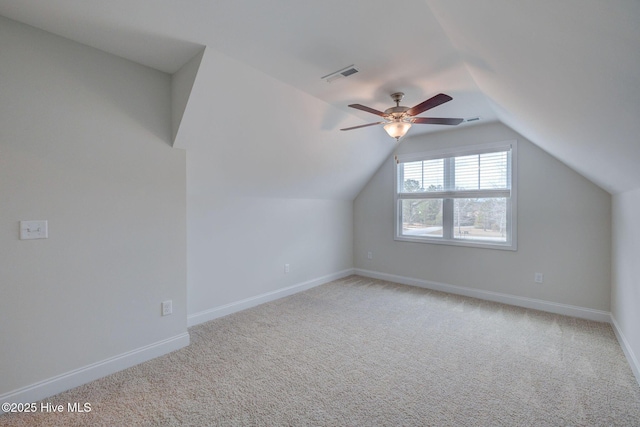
top-left (0, 0), bottom-right (638, 196)
top-left (427, 0), bottom-right (640, 194)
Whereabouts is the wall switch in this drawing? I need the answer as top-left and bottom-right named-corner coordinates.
top-left (367, 251), bottom-right (373, 260)
top-left (20, 220), bottom-right (48, 240)
top-left (162, 300), bottom-right (172, 316)
top-left (284, 264), bottom-right (290, 274)
top-left (534, 273), bottom-right (544, 284)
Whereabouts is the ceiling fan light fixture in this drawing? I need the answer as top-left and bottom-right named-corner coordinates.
top-left (383, 121), bottom-right (412, 141)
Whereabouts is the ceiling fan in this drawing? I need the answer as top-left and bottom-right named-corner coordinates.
top-left (341, 92), bottom-right (463, 141)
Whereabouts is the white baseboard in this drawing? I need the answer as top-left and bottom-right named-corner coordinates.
top-left (188, 269), bottom-right (355, 327)
top-left (610, 315), bottom-right (640, 386)
top-left (354, 269), bottom-right (611, 323)
top-left (1, 332), bottom-right (190, 410)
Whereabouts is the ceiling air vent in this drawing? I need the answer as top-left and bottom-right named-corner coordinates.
top-left (321, 65), bottom-right (358, 83)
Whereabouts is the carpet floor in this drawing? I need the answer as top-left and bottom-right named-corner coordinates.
top-left (3, 275), bottom-right (640, 426)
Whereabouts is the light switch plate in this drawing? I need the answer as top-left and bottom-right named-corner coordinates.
top-left (20, 220), bottom-right (48, 240)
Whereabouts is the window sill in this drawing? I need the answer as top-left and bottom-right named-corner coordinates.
top-left (394, 235), bottom-right (517, 251)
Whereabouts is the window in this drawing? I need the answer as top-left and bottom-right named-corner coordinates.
top-left (395, 141), bottom-right (516, 250)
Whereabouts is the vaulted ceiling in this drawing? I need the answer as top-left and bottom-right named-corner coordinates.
top-left (1, 0), bottom-right (638, 196)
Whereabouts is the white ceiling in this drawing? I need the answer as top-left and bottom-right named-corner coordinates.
top-left (0, 0), bottom-right (638, 195)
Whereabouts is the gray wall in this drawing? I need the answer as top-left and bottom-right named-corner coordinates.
top-left (612, 187), bottom-right (640, 378)
top-left (0, 17), bottom-right (187, 395)
top-left (354, 122), bottom-right (611, 311)
top-left (187, 180), bottom-right (354, 322)
top-left (183, 47), bottom-right (356, 324)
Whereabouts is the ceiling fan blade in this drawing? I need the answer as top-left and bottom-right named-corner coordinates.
top-left (340, 122), bottom-right (384, 131)
top-left (348, 104), bottom-right (387, 117)
top-left (412, 117), bottom-right (464, 125)
top-left (406, 93), bottom-right (452, 117)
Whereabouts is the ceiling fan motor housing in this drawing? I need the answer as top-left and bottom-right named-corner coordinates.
top-left (384, 105), bottom-right (410, 117)
top-left (385, 92), bottom-right (411, 121)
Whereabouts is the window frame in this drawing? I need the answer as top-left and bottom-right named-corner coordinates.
top-left (394, 140), bottom-right (517, 251)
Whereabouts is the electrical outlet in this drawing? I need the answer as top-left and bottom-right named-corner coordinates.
top-left (162, 300), bottom-right (172, 316)
top-left (367, 251), bottom-right (373, 260)
top-left (284, 264), bottom-right (290, 274)
top-left (534, 273), bottom-right (544, 284)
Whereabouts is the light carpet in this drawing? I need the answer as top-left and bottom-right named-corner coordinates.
top-left (3, 275), bottom-right (640, 426)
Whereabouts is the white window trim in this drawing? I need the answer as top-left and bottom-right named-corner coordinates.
top-left (394, 140), bottom-right (518, 251)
